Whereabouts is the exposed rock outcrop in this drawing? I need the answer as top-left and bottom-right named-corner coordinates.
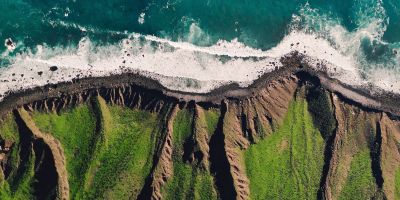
top-left (148, 105), bottom-right (178, 200)
top-left (380, 114), bottom-right (400, 200)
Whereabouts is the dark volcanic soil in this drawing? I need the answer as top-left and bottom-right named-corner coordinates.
top-left (0, 54), bottom-right (399, 118)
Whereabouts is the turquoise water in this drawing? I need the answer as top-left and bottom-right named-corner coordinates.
top-left (0, 0), bottom-right (400, 91)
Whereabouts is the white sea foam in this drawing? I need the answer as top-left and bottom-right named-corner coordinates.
top-left (138, 13), bottom-right (145, 25)
top-left (290, 1), bottom-right (400, 93)
top-left (0, 1), bottom-right (399, 101)
top-left (0, 31), bottom-right (363, 99)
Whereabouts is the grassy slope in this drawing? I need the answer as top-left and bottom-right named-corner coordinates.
top-left (396, 168), bottom-right (400, 199)
top-left (163, 108), bottom-right (194, 200)
top-left (331, 103), bottom-right (378, 200)
top-left (307, 89), bottom-right (336, 139)
top-left (0, 95), bottom-right (382, 200)
top-left (338, 149), bottom-right (376, 200)
top-left (0, 113), bottom-right (20, 183)
top-left (0, 150), bottom-right (36, 200)
top-left (31, 104), bottom-right (97, 199)
top-left (81, 98), bottom-right (158, 199)
top-left (0, 113), bottom-right (36, 200)
top-left (195, 108), bottom-right (219, 200)
top-left (0, 114), bottom-right (19, 142)
top-left (163, 108), bottom-right (218, 200)
top-left (204, 109), bottom-right (219, 137)
top-left (31, 98), bottom-right (159, 199)
top-left (244, 98), bottom-right (325, 200)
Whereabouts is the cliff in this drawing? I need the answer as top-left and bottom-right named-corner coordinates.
top-left (0, 57), bottom-right (399, 200)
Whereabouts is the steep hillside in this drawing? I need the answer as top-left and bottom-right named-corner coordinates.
top-left (0, 66), bottom-right (399, 200)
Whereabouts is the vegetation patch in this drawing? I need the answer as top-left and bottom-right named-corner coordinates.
top-left (31, 98), bottom-right (160, 199)
top-left (244, 98), bottom-right (325, 199)
top-left (0, 114), bottom-right (19, 142)
top-left (396, 167), bottom-right (400, 200)
top-left (203, 109), bottom-right (220, 136)
top-left (0, 113), bottom-right (36, 200)
top-left (339, 150), bottom-right (377, 200)
top-left (163, 108), bottom-right (217, 200)
top-left (31, 104), bottom-right (97, 199)
top-left (307, 88), bottom-right (336, 139)
top-left (82, 98), bottom-right (159, 199)
top-left (0, 150), bottom-right (36, 200)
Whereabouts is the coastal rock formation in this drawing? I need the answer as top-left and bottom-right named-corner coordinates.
top-left (0, 63), bottom-right (399, 200)
top-left (16, 109), bottom-right (69, 200)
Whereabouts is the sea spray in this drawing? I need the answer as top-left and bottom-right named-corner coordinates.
top-left (0, 0), bottom-right (399, 97)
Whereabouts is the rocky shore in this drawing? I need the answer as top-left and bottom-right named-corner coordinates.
top-left (0, 54), bottom-right (398, 118)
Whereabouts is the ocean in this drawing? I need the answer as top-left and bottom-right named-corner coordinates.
top-left (0, 0), bottom-right (399, 94)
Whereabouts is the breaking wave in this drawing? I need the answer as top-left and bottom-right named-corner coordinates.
top-left (1, 1), bottom-right (399, 96)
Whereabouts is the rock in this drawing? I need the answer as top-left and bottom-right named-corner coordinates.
top-left (50, 66), bottom-right (58, 71)
top-left (5, 39), bottom-right (12, 46)
top-left (4, 140), bottom-right (13, 149)
top-left (4, 38), bottom-right (16, 50)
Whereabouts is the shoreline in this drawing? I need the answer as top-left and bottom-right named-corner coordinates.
top-left (0, 54), bottom-right (399, 117)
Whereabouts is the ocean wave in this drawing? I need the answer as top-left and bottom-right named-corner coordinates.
top-left (0, 1), bottom-right (399, 98)
top-left (290, 1), bottom-right (400, 92)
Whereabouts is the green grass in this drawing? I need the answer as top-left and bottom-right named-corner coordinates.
top-left (307, 89), bottom-right (336, 139)
top-left (0, 113), bottom-right (36, 200)
top-left (395, 167), bottom-right (400, 200)
top-left (163, 108), bottom-right (217, 200)
top-left (0, 114), bottom-right (21, 184)
top-left (0, 149), bottom-right (36, 200)
top-left (0, 113), bottom-right (19, 142)
top-left (204, 109), bottom-right (219, 136)
top-left (10, 150), bottom-right (35, 200)
top-left (244, 98), bottom-right (325, 200)
top-left (193, 171), bottom-right (217, 200)
top-left (31, 104), bottom-right (98, 199)
top-left (81, 98), bottom-right (159, 199)
top-left (339, 150), bottom-right (377, 200)
top-left (31, 98), bottom-right (160, 199)
top-left (6, 94), bottom-right (382, 200)
top-left (164, 109), bottom-right (194, 200)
